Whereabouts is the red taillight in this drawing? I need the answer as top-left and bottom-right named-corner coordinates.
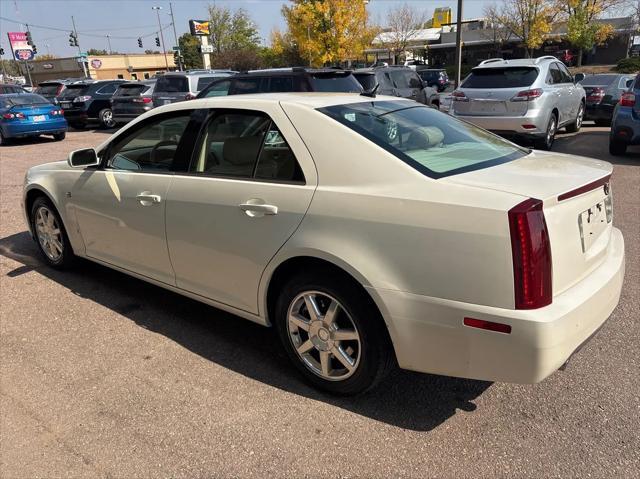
top-left (586, 87), bottom-right (605, 102)
top-left (2, 112), bottom-right (26, 120)
top-left (451, 90), bottom-right (468, 101)
top-left (512, 88), bottom-right (543, 101)
top-left (464, 317), bottom-right (512, 334)
top-left (50, 109), bottom-right (63, 115)
top-left (133, 97), bottom-right (152, 103)
top-left (508, 198), bottom-right (552, 310)
top-left (620, 91), bottom-right (635, 107)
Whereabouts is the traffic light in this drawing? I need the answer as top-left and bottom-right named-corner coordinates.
top-left (137, 37), bottom-right (143, 48)
top-left (0, 47), bottom-right (4, 56)
top-left (26, 30), bottom-right (33, 46)
top-left (32, 44), bottom-right (37, 54)
top-left (69, 31), bottom-right (79, 47)
top-left (155, 36), bottom-right (160, 47)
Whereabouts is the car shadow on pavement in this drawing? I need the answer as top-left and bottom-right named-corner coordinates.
top-left (0, 231), bottom-right (491, 432)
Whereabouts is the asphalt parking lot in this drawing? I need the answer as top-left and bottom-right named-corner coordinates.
top-left (1, 125), bottom-right (638, 477)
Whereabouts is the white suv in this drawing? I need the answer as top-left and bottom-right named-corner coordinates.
top-left (452, 56), bottom-right (586, 150)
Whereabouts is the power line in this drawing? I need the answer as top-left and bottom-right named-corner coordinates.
top-left (0, 15), bottom-right (173, 39)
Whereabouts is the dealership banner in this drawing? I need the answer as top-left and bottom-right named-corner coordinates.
top-left (7, 32), bottom-right (35, 61)
top-left (189, 20), bottom-right (210, 36)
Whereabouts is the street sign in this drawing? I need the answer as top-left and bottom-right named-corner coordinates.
top-left (172, 46), bottom-right (180, 51)
top-left (200, 44), bottom-right (213, 54)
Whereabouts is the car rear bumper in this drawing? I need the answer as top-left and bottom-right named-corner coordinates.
top-left (1, 119), bottom-right (67, 138)
top-left (453, 112), bottom-right (547, 137)
top-left (371, 227), bottom-right (625, 384)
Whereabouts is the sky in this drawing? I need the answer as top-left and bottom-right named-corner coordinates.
top-left (0, 0), bottom-right (491, 58)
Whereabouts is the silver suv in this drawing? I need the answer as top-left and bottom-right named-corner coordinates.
top-left (152, 70), bottom-right (236, 107)
top-left (452, 56), bottom-right (586, 150)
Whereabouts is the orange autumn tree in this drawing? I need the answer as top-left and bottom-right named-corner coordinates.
top-left (281, 0), bottom-right (378, 67)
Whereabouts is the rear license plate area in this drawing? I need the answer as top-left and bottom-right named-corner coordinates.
top-left (60, 102), bottom-right (71, 109)
top-left (578, 197), bottom-right (612, 252)
top-left (32, 115), bottom-right (46, 122)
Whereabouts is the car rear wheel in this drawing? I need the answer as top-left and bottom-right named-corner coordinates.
top-left (53, 132), bottom-right (66, 141)
top-left (99, 108), bottom-right (115, 129)
top-left (535, 113), bottom-right (557, 150)
top-left (30, 197), bottom-right (75, 269)
top-left (565, 102), bottom-right (584, 133)
top-left (275, 272), bottom-right (394, 395)
top-left (0, 131), bottom-right (8, 146)
top-left (609, 139), bottom-right (627, 156)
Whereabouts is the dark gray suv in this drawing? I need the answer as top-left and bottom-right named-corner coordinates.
top-left (353, 66), bottom-right (439, 107)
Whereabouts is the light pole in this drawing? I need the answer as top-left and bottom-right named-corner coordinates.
top-left (106, 34), bottom-right (112, 54)
top-left (152, 6), bottom-right (170, 70)
top-left (169, 2), bottom-right (183, 71)
top-left (454, 0), bottom-right (463, 88)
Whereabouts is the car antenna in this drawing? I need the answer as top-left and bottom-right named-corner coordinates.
top-left (360, 83), bottom-right (379, 98)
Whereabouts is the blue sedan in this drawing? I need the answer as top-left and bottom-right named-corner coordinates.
top-left (0, 93), bottom-right (67, 146)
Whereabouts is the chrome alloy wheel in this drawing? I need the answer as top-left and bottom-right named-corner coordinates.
top-left (102, 109), bottom-right (115, 128)
top-left (287, 291), bottom-right (361, 381)
top-left (547, 117), bottom-right (556, 146)
top-left (576, 104), bottom-right (584, 129)
top-left (34, 206), bottom-right (63, 261)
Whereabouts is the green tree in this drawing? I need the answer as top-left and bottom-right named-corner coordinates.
top-left (178, 33), bottom-right (203, 69)
top-left (207, 4), bottom-right (261, 60)
top-left (561, 0), bottom-right (618, 66)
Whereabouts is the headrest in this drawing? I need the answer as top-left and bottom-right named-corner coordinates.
top-left (223, 136), bottom-right (262, 165)
top-left (406, 126), bottom-right (445, 149)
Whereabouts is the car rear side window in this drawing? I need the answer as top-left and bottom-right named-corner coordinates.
top-left (59, 85), bottom-right (88, 98)
top-left (462, 67), bottom-right (539, 88)
top-left (309, 73), bottom-right (362, 92)
top-left (268, 76), bottom-right (294, 93)
top-left (190, 111), bottom-right (304, 183)
top-left (319, 101), bottom-right (527, 179)
top-left (115, 84), bottom-right (147, 96)
top-left (196, 76), bottom-right (218, 91)
top-left (156, 76), bottom-right (189, 93)
top-left (202, 80), bottom-right (232, 97)
top-left (96, 83), bottom-right (119, 95)
top-left (35, 84), bottom-right (61, 96)
top-left (233, 78), bottom-right (265, 94)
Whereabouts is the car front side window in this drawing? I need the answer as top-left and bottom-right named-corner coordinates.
top-left (106, 113), bottom-right (192, 172)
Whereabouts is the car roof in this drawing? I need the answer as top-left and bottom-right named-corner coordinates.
top-left (156, 92), bottom-right (413, 111)
top-left (473, 56), bottom-right (562, 69)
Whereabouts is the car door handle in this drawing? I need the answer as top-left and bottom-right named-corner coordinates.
top-left (136, 192), bottom-right (162, 206)
top-left (239, 201), bottom-right (278, 217)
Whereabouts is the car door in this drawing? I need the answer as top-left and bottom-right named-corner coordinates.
top-left (408, 71), bottom-right (428, 104)
top-left (557, 62), bottom-right (579, 120)
top-left (70, 110), bottom-right (194, 285)
top-left (165, 106), bottom-right (317, 314)
top-left (547, 63), bottom-right (565, 122)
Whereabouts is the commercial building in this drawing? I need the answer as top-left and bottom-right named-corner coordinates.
top-left (27, 53), bottom-right (175, 85)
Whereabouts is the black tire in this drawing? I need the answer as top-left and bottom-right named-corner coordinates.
top-left (609, 139), bottom-right (627, 156)
top-left (565, 102), bottom-right (584, 133)
top-left (535, 113), bottom-right (557, 150)
top-left (0, 130), bottom-right (10, 146)
top-left (30, 196), bottom-right (76, 269)
top-left (98, 108), bottom-right (115, 129)
top-left (53, 132), bottom-right (66, 141)
top-left (595, 119), bottom-right (612, 127)
top-left (274, 271), bottom-right (395, 395)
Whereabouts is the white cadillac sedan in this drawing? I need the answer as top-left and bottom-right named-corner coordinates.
top-left (23, 93), bottom-right (625, 395)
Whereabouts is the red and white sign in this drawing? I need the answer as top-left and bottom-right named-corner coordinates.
top-left (90, 59), bottom-right (102, 69)
top-left (7, 32), bottom-right (34, 61)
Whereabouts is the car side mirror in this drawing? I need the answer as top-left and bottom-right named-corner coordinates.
top-left (574, 73), bottom-right (585, 83)
top-left (68, 148), bottom-right (100, 168)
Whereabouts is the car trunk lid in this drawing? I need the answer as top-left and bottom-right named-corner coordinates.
top-left (453, 88), bottom-right (529, 116)
top-left (443, 150), bottom-right (614, 296)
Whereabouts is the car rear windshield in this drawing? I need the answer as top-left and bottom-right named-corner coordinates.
top-left (319, 101), bottom-right (528, 179)
top-left (0, 94), bottom-right (50, 107)
top-left (462, 67), bottom-right (539, 89)
top-left (35, 84), bottom-right (61, 95)
top-left (196, 76), bottom-right (220, 91)
top-left (354, 73), bottom-right (377, 90)
top-left (114, 84), bottom-right (148, 96)
top-left (309, 73), bottom-right (363, 93)
top-left (155, 76), bottom-right (189, 93)
top-left (58, 85), bottom-right (89, 98)
top-left (580, 75), bottom-right (617, 86)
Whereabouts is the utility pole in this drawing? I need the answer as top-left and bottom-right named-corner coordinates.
top-left (23, 23), bottom-right (33, 87)
top-left (453, 0), bottom-right (463, 88)
top-left (106, 34), bottom-right (112, 54)
top-left (71, 15), bottom-right (88, 78)
top-left (152, 6), bottom-right (170, 70)
top-left (169, 2), bottom-right (182, 71)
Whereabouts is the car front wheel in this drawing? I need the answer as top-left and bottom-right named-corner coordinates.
top-left (30, 197), bottom-right (75, 269)
top-left (275, 272), bottom-right (394, 395)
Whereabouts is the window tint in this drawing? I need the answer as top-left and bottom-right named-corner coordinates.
top-left (58, 85), bottom-right (88, 98)
top-left (255, 125), bottom-right (304, 182)
top-left (619, 77), bottom-right (634, 89)
top-left (233, 78), bottom-right (265, 94)
top-left (548, 64), bottom-right (563, 84)
top-left (388, 69), bottom-right (410, 88)
top-left (268, 76), bottom-right (294, 93)
top-left (107, 113), bottom-right (191, 172)
top-left (320, 101), bottom-right (527, 179)
top-left (557, 63), bottom-right (573, 83)
top-left (155, 76), bottom-right (189, 92)
top-left (462, 67), bottom-right (539, 88)
top-left (196, 76), bottom-right (218, 91)
top-left (114, 84), bottom-right (147, 97)
top-left (97, 83), bottom-right (119, 95)
top-left (354, 73), bottom-right (377, 90)
top-left (35, 84), bottom-right (61, 95)
top-left (191, 112), bottom-right (270, 178)
top-left (308, 73), bottom-right (362, 92)
top-left (203, 80), bottom-right (232, 97)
